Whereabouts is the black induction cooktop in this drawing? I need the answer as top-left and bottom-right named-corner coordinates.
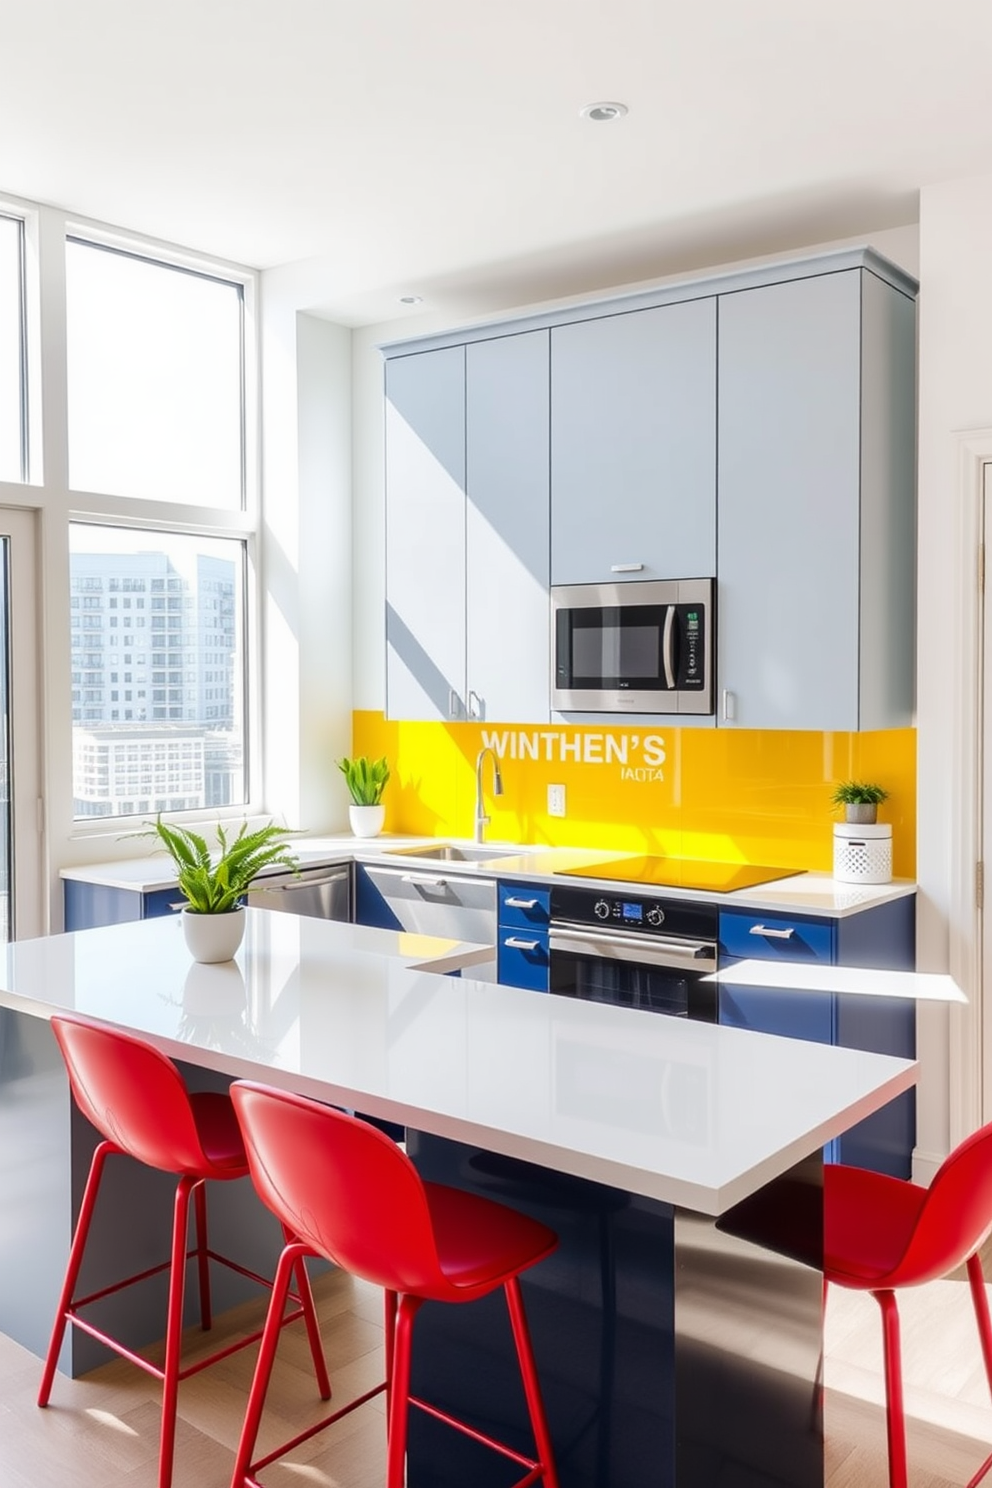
top-left (555, 857), bottom-right (804, 894)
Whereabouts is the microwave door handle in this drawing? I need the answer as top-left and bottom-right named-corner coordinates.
top-left (662, 605), bottom-right (677, 689)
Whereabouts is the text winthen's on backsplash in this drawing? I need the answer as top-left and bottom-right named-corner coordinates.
top-left (351, 712), bottom-right (916, 877)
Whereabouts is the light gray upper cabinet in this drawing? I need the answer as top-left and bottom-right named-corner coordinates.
top-left (385, 345), bottom-right (466, 721)
top-left (550, 298), bottom-right (717, 586)
top-left (386, 332), bottom-right (551, 723)
top-left (466, 331), bottom-right (550, 724)
top-left (717, 268), bottom-right (916, 731)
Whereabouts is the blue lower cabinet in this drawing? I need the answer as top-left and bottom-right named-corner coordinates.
top-left (718, 978), bottom-right (836, 1044)
top-left (718, 899), bottom-right (916, 1178)
top-left (353, 864), bottom-right (400, 929)
top-left (64, 880), bottom-right (182, 931)
top-left (497, 882), bottom-right (550, 992)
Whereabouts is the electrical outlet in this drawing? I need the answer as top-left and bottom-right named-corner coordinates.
top-left (548, 784), bottom-right (566, 817)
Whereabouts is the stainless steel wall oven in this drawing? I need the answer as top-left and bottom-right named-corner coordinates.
top-left (548, 883), bottom-right (718, 1021)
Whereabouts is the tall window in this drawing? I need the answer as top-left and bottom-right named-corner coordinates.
top-left (0, 214), bottom-right (25, 483)
top-left (69, 526), bottom-right (247, 820)
top-left (65, 237), bottom-right (252, 823)
top-left (65, 239), bottom-right (244, 506)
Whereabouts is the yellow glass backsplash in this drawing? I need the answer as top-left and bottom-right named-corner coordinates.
top-left (352, 712), bottom-right (917, 877)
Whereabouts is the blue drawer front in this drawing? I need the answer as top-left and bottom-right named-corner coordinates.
top-left (498, 931), bottom-right (550, 992)
top-left (498, 882), bottom-right (551, 932)
top-left (144, 888), bottom-right (183, 919)
top-left (719, 910), bottom-right (834, 963)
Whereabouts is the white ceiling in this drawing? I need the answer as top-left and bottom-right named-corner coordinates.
top-left (3, 0), bottom-right (991, 323)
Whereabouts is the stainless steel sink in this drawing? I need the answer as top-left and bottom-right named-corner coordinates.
top-left (382, 843), bottom-right (523, 863)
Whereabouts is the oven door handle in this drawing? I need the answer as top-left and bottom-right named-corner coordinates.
top-left (549, 925), bottom-right (717, 973)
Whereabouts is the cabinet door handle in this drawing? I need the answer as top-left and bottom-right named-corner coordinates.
top-left (504, 896), bottom-right (538, 910)
top-left (467, 689), bottom-right (484, 719)
top-left (401, 874), bottom-right (449, 888)
top-left (610, 562), bottom-right (644, 573)
top-left (749, 924), bottom-right (795, 939)
top-left (722, 689), bottom-right (736, 721)
top-left (448, 689), bottom-right (460, 720)
top-left (504, 937), bottom-right (541, 952)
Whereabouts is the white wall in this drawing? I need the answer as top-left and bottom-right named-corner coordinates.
top-left (259, 263), bottom-right (353, 832)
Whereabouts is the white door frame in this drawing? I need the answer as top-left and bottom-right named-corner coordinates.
top-left (949, 432), bottom-right (992, 1145)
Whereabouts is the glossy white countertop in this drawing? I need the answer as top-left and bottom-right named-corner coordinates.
top-left (707, 958), bottom-right (967, 1003)
top-left (60, 835), bottom-right (916, 918)
top-left (0, 910), bottom-right (916, 1215)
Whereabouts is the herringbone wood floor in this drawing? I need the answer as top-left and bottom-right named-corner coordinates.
top-left (1, 1261), bottom-right (991, 1487)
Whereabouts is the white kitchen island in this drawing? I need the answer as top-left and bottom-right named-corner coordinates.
top-left (0, 909), bottom-right (916, 1488)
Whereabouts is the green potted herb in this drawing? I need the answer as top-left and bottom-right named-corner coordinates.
top-left (830, 780), bottom-right (889, 825)
top-left (337, 755), bottom-right (390, 838)
top-left (140, 817), bottom-right (301, 962)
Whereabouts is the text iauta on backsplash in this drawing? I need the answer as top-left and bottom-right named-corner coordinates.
top-left (480, 730), bottom-right (666, 781)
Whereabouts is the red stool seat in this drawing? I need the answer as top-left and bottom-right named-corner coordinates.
top-left (228, 1080), bottom-right (561, 1488)
top-left (188, 1091), bottom-right (253, 1171)
top-left (824, 1122), bottom-right (992, 1488)
top-left (38, 1015), bottom-right (331, 1488)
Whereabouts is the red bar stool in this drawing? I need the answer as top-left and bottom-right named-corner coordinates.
top-left (38, 1015), bottom-right (331, 1488)
top-left (228, 1080), bottom-right (561, 1488)
top-left (824, 1122), bottom-right (992, 1488)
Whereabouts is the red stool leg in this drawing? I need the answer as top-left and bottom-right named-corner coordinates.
top-left (194, 1180), bottom-right (212, 1331)
top-left (230, 1243), bottom-right (305, 1488)
top-left (38, 1139), bottom-right (114, 1407)
top-left (874, 1289), bottom-right (908, 1488)
top-left (279, 1223), bottom-right (331, 1400)
top-left (383, 1289), bottom-right (397, 1415)
top-left (504, 1275), bottom-right (560, 1488)
top-left (158, 1176), bottom-right (196, 1488)
top-left (386, 1294), bottom-right (422, 1488)
top-left (968, 1251), bottom-right (992, 1399)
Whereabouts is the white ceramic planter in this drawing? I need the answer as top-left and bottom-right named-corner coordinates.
top-left (181, 905), bottom-right (246, 964)
top-left (349, 804), bottom-right (385, 838)
top-left (833, 823), bottom-right (893, 885)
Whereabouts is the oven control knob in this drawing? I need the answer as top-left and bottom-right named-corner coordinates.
top-left (594, 899), bottom-right (611, 920)
top-left (646, 906), bottom-right (665, 927)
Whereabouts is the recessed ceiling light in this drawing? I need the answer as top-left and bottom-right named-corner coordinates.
top-left (398, 295), bottom-right (423, 305)
top-left (579, 101), bottom-right (628, 123)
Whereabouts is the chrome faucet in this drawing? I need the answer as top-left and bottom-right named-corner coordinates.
top-left (474, 747), bottom-right (504, 843)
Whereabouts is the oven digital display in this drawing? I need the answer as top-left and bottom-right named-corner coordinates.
top-left (621, 902), bottom-right (643, 921)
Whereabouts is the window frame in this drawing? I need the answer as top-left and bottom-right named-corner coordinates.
top-left (0, 195), bottom-right (267, 935)
top-left (0, 209), bottom-right (28, 483)
top-left (60, 224), bottom-right (261, 834)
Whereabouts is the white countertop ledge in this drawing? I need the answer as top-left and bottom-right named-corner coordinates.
top-left (706, 959), bottom-right (966, 1003)
top-left (0, 911), bottom-right (916, 1216)
top-left (59, 838), bottom-right (916, 918)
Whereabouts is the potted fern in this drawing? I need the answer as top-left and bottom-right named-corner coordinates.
top-left (141, 817), bottom-right (301, 962)
top-left (337, 755), bottom-right (390, 838)
top-left (830, 780), bottom-right (889, 825)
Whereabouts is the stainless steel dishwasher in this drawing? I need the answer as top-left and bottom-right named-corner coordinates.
top-left (359, 863), bottom-right (497, 981)
top-left (247, 862), bottom-right (351, 921)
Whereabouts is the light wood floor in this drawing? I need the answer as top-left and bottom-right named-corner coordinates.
top-left (2, 1261), bottom-right (992, 1488)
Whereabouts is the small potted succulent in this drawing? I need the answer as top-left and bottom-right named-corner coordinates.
top-left (830, 780), bottom-right (889, 825)
top-left (338, 755), bottom-right (390, 838)
top-left (141, 817), bottom-right (301, 963)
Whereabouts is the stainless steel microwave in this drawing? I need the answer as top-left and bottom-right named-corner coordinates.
top-left (551, 578), bottom-right (714, 714)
